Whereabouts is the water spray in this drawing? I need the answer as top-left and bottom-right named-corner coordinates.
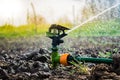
top-left (67, 3), bottom-right (120, 34)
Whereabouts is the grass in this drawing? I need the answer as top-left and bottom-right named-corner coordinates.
top-left (0, 23), bottom-right (72, 38)
top-left (69, 19), bottom-right (120, 37)
top-left (98, 48), bottom-right (119, 58)
top-left (0, 24), bottom-right (50, 38)
top-left (0, 19), bottom-right (120, 38)
top-left (69, 60), bottom-right (89, 75)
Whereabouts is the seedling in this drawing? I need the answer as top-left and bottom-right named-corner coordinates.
top-left (98, 52), bottom-right (112, 58)
top-left (69, 61), bottom-right (89, 74)
top-left (69, 57), bottom-right (89, 74)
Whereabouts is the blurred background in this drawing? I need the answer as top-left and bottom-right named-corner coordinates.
top-left (0, 0), bottom-right (119, 38)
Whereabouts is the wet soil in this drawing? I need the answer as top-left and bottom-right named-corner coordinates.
top-left (0, 36), bottom-right (120, 80)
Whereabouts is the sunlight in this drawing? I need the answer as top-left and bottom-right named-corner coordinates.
top-left (36, 0), bottom-right (85, 23)
top-left (0, 0), bottom-right (23, 19)
top-left (0, 0), bottom-right (85, 26)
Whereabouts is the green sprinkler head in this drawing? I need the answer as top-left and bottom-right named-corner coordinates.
top-left (46, 24), bottom-right (69, 48)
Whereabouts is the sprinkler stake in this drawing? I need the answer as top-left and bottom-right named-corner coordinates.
top-left (46, 24), bottom-right (69, 68)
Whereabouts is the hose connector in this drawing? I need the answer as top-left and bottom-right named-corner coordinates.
top-left (60, 53), bottom-right (70, 66)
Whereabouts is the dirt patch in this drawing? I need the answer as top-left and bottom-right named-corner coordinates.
top-left (113, 54), bottom-right (120, 75)
top-left (88, 54), bottom-right (120, 80)
top-left (88, 64), bottom-right (120, 80)
top-left (0, 36), bottom-right (120, 80)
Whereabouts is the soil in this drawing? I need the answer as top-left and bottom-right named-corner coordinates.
top-left (0, 36), bottom-right (120, 80)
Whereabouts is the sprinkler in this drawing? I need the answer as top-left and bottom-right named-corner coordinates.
top-left (46, 24), bottom-right (69, 67)
top-left (46, 24), bottom-right (113, 68)
top-left (46, 2), bottom-right (120, 68)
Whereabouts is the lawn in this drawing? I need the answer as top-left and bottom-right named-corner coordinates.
top-left (69, 19), bottom-right (120, 37)
top-left (0, 19), bottom-right (120, 38)
top-left (0, 24), bottom-right (50, 38)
